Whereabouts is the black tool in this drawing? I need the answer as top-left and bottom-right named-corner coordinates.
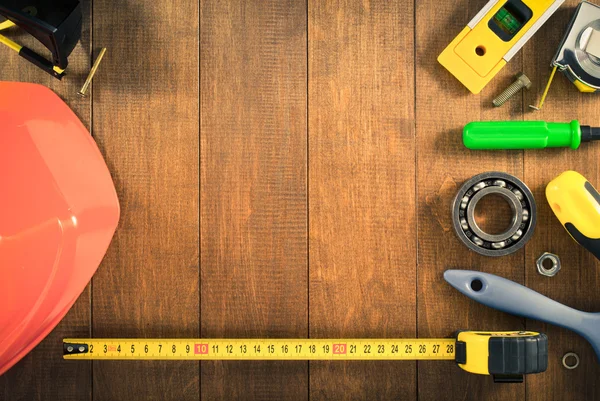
top-left (0, 0), bottom-right (82, 79)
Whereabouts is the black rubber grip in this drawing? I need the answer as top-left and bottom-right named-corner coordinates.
top-left (581, 126), bottom-right (600, 142)
top-left (585, 181), bottom-right (600, 205)
top-left (566, 223), bottom-right (600, 261)
top-left (563, 181), bottom-right (600, 261)
top-left (488, 333), bottom-right (548, 376)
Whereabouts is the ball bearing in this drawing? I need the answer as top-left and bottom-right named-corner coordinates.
top-left (452, 172), bottom-right (537, 257)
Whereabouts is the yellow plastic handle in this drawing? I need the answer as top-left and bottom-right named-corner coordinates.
top-left (546, 171), bottom-right (600, 259)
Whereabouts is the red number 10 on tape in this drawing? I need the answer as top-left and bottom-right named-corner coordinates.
top-left (195, 344), bottom-right (209, 355)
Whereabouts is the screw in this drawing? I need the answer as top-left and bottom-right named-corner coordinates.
top-left (78, 48), bottom-right (107, 98)
top-left (493, 72), bottom-right (532, 107)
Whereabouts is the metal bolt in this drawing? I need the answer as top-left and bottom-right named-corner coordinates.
top-left (493, 72), bottom-right (532, 107)
top-left (78, 48), bottom-right (107, 97)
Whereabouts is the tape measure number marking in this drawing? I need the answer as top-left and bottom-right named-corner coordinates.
top-left (63, 339), bottom-right (455, 361)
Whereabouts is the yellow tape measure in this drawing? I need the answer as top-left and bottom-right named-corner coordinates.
top-left (63, 338), bottom-right (454, 361)
top-left (64, 331), bottom-right (548, 381)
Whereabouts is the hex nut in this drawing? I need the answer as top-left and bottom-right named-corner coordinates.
top-left (536, 252), bottom-right (561, 277)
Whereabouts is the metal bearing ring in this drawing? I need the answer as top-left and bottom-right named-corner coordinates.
top-left (452, 172), bottom-right (537, 257)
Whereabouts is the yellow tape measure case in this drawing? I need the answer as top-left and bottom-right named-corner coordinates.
top-left (456, 331), bottom-right (548, 382)
top-left (551, 1), bottom-right (600, 92)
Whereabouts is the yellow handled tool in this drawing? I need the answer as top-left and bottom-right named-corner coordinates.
top-left (547, 171), bottom-right (600, 260)
top-left (64, 331), bottom-right (547, 382)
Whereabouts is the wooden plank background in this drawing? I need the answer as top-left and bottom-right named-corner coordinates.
top-left (2, 0), bottom-right (600, 399)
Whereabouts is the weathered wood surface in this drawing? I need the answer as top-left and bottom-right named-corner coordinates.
top-left (1, 0), bottom-right (598, 399)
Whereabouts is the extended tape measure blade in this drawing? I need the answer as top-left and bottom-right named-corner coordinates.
top-left (63, 339), bottom-right (456, 361)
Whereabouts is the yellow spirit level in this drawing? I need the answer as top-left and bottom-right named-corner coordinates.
top-left (438, 0), bottom-right (564, 94)
top-left (64, 331), bottom-right (548, 382)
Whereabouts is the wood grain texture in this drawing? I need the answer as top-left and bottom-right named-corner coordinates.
top-left (415, 0), bottom-right (527, 399)
top-left (4, 0), bottom-right (600, 399)
top-left (308, 1), bottom-right (416, 399)
top-left (200, 0), bottom-right (308, 399)
top-left (523, 2), bottom-right (600, 399)
top-left (0, 1), bottom-right (92, 400)
top-left (91, 0), bottom-right (199, 400)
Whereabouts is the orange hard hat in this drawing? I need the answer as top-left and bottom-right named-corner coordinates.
top-left (0, 82), bottom-right (119, 375)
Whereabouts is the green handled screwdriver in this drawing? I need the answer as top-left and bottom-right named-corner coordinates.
top-left (463, 120), bottom-right (600, 150)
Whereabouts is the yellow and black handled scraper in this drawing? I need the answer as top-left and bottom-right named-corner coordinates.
top-left (547, 171), bottom-right (600, 261)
